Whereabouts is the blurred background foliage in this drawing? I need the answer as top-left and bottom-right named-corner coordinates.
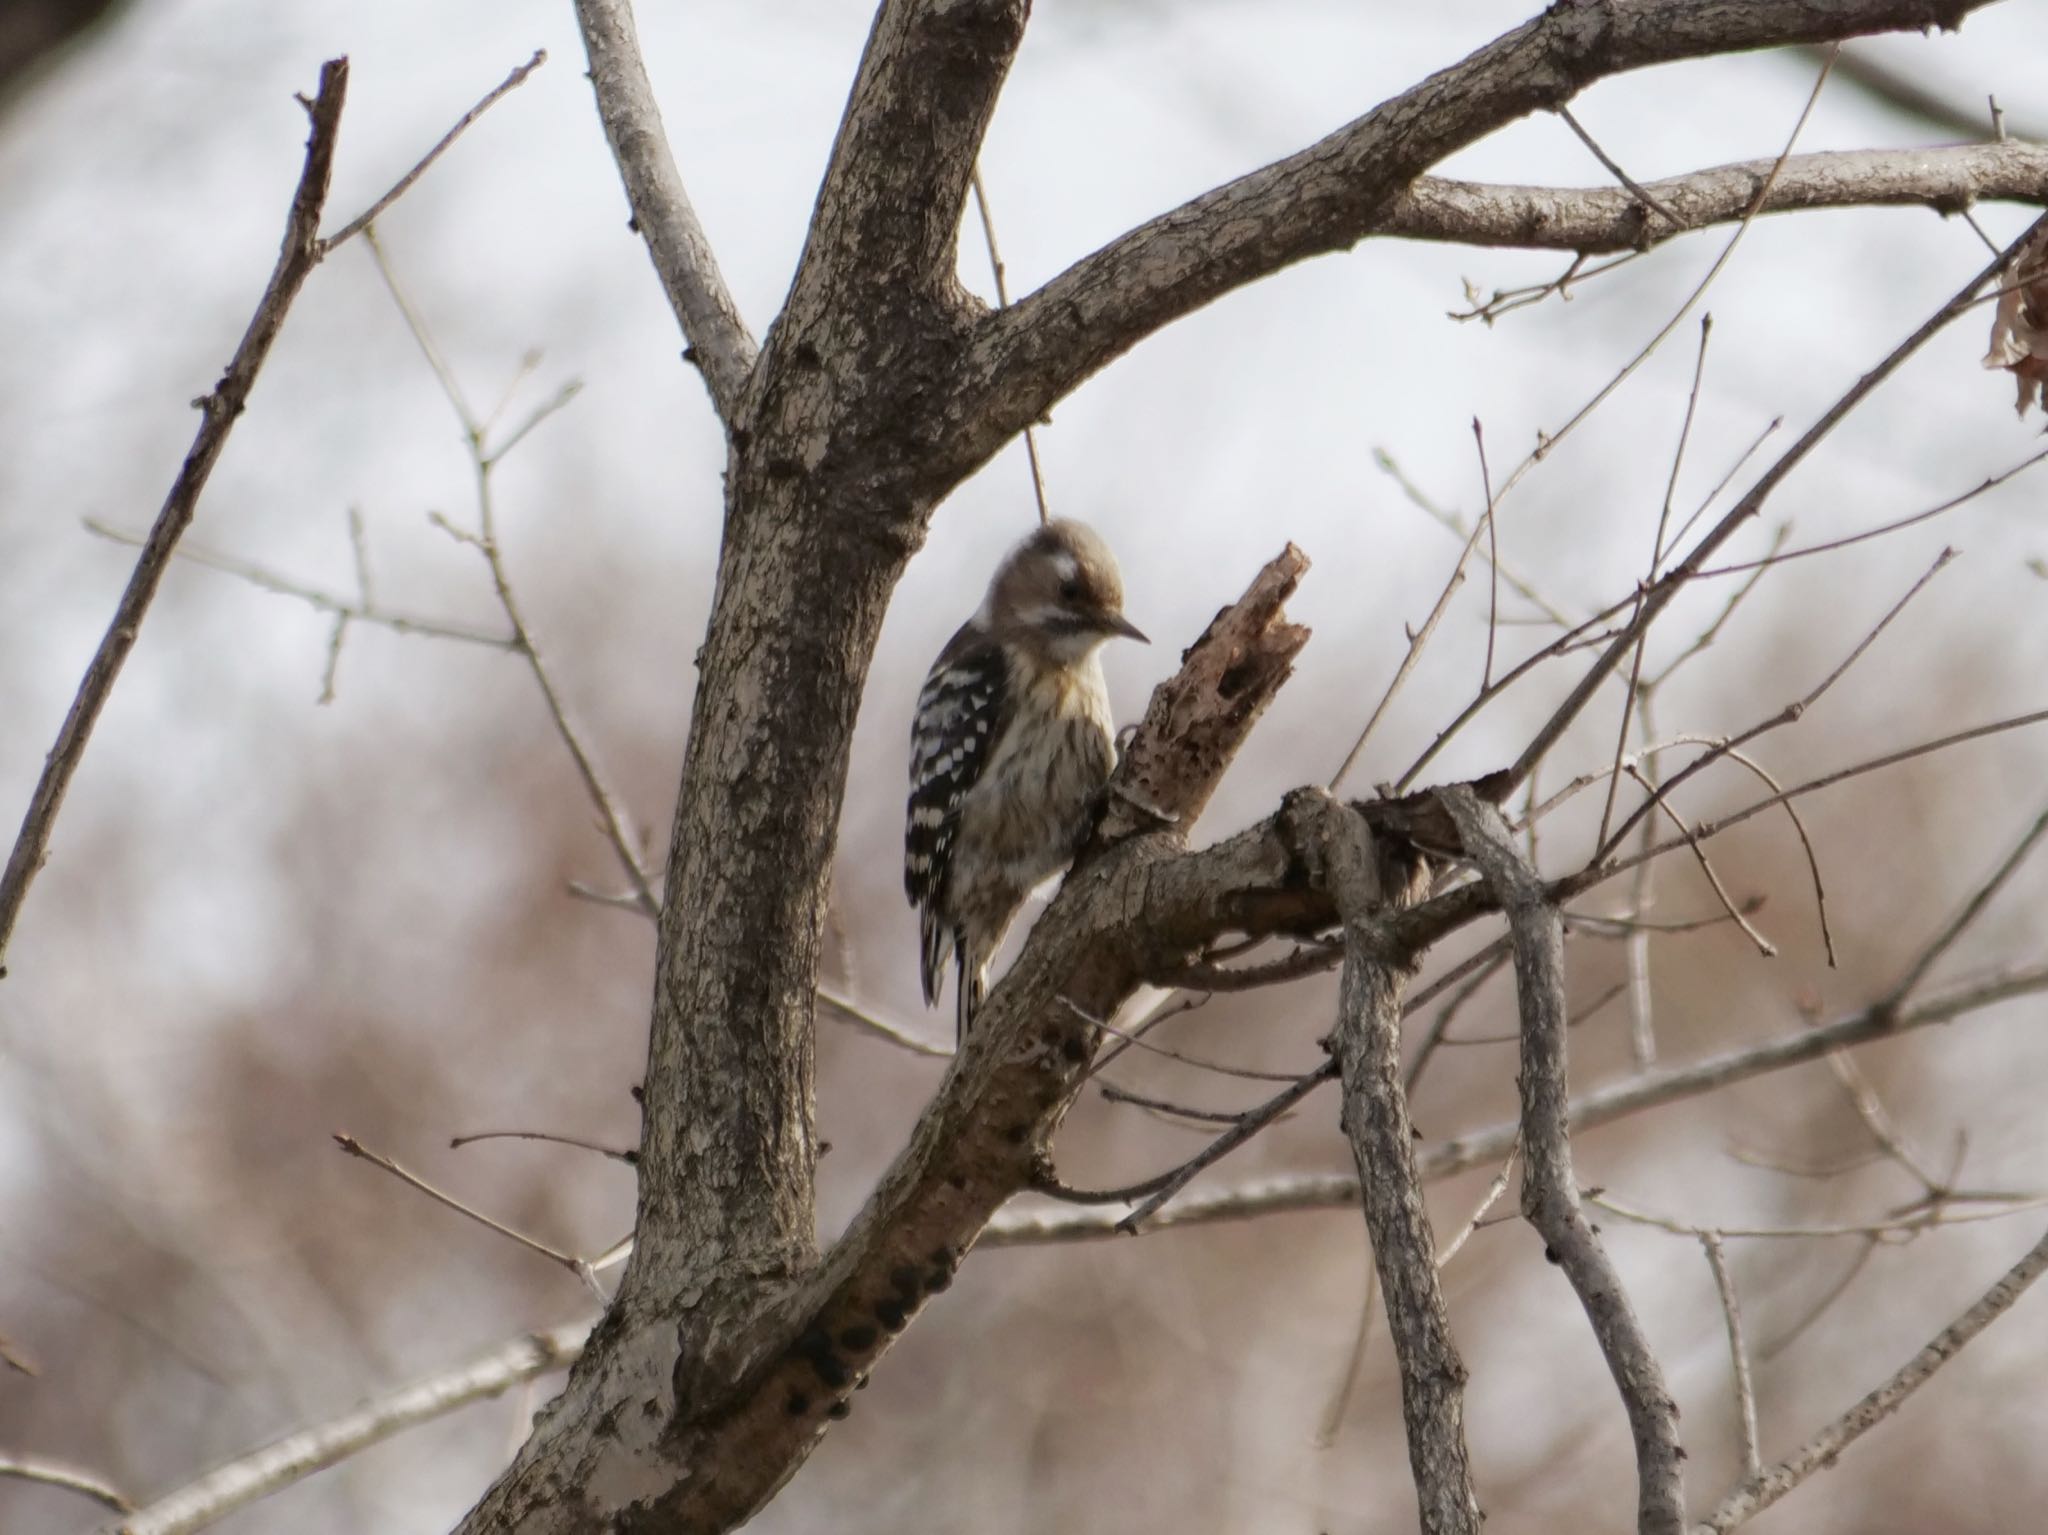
top-left (3, 2), bottom-right (2048, 1531)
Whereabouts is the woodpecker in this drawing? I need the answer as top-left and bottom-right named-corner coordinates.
top-left (905, 519), bottom-right (1148, 1038)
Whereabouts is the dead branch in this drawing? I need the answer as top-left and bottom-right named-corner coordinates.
top-left (0, 58), bottom-right (349, 976)
top-left (1444, 787), bottom-right (1686, 1535)
top-left (1312, 793), bottom-right (1480, 1535)
top-left (0, 1456), bottom-right (130, 1514)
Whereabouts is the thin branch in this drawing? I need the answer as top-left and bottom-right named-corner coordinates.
top-left (1403, 946), bottom-right (1512, 1095)
top-left (1558, 105), bottom-right (1686, 232)
top-left (1623, 762), bottom-right (1776, 958)
top-left (1879, 797), bottom-right (2048, 1009)
top-left (1694, 446), bottom-right (2048, 577)
top-left (969, 166), bottom-right (1051, 526)
top-left (1484, 210), bottom-right (2043, 810)
top-left (1330, 509), bottom-right (1478, 789)
top-left (0, 1456), bottom-right (131, 1513)
top-left (80, 519), bottom-right (518, 651)
top-left (332, 1133), bottom-right (599, 1293)
top-left (1699, 1222), bottom-right (2048, 1532)
top-left (1595, 315), bottom-right (1713, 853)
top-left (573, 0), bottom-right (756, 419)
top-left (1591, 1188), bottom-right (2048, 1242)
top-left (1699, 1234), bottom-right (1764, 1486)
top-left (1596, 543), bottom-right (1957, 865)
top-left (449, 1128), bottom-right (638, 1164)
top-left (362, 231), bottom-right (661, 920)
top-left (819, 985), bottom-right (952, 1058)
top-left (1444, 787), bottom-right (1686, 1535)
top-left (1376, 447), bottom-right (1575, 627)
top-left (98, 1322), bottom-right (590, 1535)
top-left (1437, 1140), bottom-right (1520, 1270)
top-left (1604, 706), bottom-right (2048, 891)
top-left (1115, 1064), bottom-right (1337, 1232)
top-left (1150, 940), bottom-right (1342, 993)
top-left (319, 50), bottom-right (547, 253)
top-left (0, 58), bottom-right (350, 976)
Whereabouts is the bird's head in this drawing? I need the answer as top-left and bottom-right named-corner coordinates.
top-left (984, 518), bottom-right (1148, 664)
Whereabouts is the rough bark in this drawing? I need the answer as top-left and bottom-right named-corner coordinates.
top-left (1384, 142), bottom-right (2048, 254)
top-left (947, 0), bottom-right (1999, 472)
top-left (1310, 794), bottom-right (1482, 1535)
top-left (1445, 788), bottom-right (1687, 1535)
top-left (450, 2), bottom-right (2026, 1530)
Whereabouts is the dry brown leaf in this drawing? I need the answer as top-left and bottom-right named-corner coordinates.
top-left (1984, 225), bottom-right (2048, 418)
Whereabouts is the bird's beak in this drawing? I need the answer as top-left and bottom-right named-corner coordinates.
top-left (1101, 611), bottom-right (1149, 644)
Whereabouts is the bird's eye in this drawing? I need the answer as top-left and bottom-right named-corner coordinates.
top-left (1058, 578), bottom-right (1083, 602)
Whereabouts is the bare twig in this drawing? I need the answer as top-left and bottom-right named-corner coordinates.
top-left (1603, 706), bottom-right (2048, 890)
top-left (1475, 419), bottom-right (1500, 691)
top-left (97, 1322), bottom-right (590, 1535)
top-left (1375, 447), bottom-right (1574, 627)
top-left (449, 1128), bottom-right (638, 1164)
top-left (0, 59), bottom-right (350, 976)
top-left (1444, 787), bottom-right (1686, 1535)
top-left (1151, 941), bottom-right (1342, 993)
top-left (0, 1456), bottom-right (131, 1513)
top-left (1558, 105), bottom-right (1686, 232)
top-left (1116, 1065), bottom-right (1337, 1232)
top-left (320, 51), bottom-right (547, 253)
top-left (1313, 1267), bottom-right (1379, 1450)
top-left (1696, 447), bottom-right (2048, 577)
top-left (1699, 1223), bottom-right (2048, 1532)
top-left (1596, 546), bottom-right (1957, 864)
top-left (1329, 514), bottom-right (1477, 789)
top-left (1437, 1141), bottom-right (1520, 1269)
top-left (969, 166), bottom-right (1051, 526)
top-left (80, 519), bottom-right (517, 651)
top-left (1700, 1234), bottom-right (1763, 1485)
top-left (1623, 762), bottom-right (1776, 958)
top-left (362, 231), bottom-right (660, 919)
top-left (1879, 798), bottom-right (2048, 1010)
top-left (819, 985), bottom-right (952, 1058)
top-left (332, 1133), bottom-right (600, 1294)
top-left (1482, 207), bottom-right (2044, 812)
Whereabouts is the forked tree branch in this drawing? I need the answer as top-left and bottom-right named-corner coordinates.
top-left (1445, 788), bottom-right (1686, 1535)
top-left (574, 0), bottom-right (757, 420)
top-left (0, 57), bottom-right (350, 977)
top-left (1385, 142), bottom-right (2048, 254)
top-left (947, 0), bottom-right (2001, 469)
top-left (1698, 1220), bottom-right (2048, 1531)
top-left (768, 0), bottom-right (1029, 394)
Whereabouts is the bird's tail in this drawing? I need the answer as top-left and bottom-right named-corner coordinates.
top-left (954, 946), bottom-right (986, 1042)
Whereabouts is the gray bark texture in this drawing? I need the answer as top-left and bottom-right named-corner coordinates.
top-left (446, 1), bottom-right (2020, 1531)
top-left (1444, 789), bottom-right (1688, 1535)
top-left (1310, 794), bottom-right (1482, 1535)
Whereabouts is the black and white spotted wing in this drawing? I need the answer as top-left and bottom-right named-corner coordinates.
top-left (904, 626), bottom-right (1011, 1005)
